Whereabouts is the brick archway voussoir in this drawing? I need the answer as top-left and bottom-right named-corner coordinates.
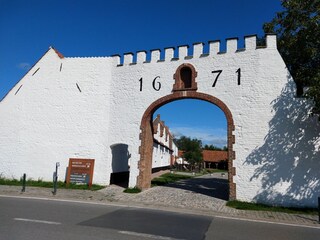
top-left (137, 91), bottom-right (236, 200)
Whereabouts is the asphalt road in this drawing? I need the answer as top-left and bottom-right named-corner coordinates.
top-left (0, 196), bottom-right (319, 240)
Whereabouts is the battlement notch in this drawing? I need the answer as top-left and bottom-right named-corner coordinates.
top-left (113, 34), bottom-right (277, 66)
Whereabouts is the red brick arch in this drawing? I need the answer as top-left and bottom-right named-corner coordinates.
top-left (137, 91), bottom-right (236, 200)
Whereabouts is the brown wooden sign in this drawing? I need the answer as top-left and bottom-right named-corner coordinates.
top-left (66, 158), bottom-right (95, 187)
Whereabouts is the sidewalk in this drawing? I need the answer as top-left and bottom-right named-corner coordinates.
top-left (0, 174), bottom-right (319, 228)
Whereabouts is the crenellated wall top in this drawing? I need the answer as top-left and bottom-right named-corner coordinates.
top-left (112, 34), bottom-right (277, 66)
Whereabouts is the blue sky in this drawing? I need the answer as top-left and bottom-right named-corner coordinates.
top-left (0, 0), bottom-right (283, 147)
top-left (154, 99), bottom-right (228, 147)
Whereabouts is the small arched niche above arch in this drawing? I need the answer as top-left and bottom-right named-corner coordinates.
top-left (173, 63), bottom-right (198, 92)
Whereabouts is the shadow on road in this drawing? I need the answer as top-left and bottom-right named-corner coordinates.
top-left (165, 175), bottom-right (229, 201)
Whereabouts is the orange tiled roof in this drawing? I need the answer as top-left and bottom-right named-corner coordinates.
top-left (202, 150), bottom-right (227, 163)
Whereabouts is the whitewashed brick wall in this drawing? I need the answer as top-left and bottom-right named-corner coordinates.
top-left (1, 35), bottom-right (319, 207)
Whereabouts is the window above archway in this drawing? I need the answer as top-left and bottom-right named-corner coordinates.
top-left (173, 63), bottom-right (197, 91)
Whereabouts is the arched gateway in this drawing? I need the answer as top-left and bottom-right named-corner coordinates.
top-left (138, 91), bottom-right (236, 200)
top-left (1, 34), bottom-right (319, 207)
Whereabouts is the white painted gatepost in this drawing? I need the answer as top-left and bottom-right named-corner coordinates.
top-left (0, 34), bottom-right (319, 207)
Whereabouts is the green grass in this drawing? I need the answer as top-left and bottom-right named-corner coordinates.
top-left (227, 200), bottom-right (318, 215)
top-left (0, 176), bottom-right (104, 191)
top-left (202, 169), bottom-right (228, 174)
top-left (0, 177), bottom-right (21, 186)
top-left (123, 187), bottom-right (141, 193)
top-left (151, 173), bottom-right (193, 186)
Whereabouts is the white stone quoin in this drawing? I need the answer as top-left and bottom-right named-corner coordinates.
top-left (0, 34), bottom-right (319, 207)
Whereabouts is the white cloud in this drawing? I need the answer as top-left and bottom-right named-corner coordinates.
top-left (17, 62), bottom-right (31, 70)
top-left (170, 126), bottom-right (227, 147)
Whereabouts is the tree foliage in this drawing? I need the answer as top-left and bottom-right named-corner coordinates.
top-left (203, 144), bottom-right (228, 151)
top-left (263, 0), bottom-right (320, 115)
top-left (174, 136), bottom-right (203, 168)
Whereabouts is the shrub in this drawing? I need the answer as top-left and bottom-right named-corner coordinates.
top-left (123, 187), bottom-right (141, 193)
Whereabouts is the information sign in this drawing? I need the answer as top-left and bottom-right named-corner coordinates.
top-left (66, 158), bottom-right (95, 187)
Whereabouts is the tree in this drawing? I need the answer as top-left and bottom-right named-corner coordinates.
top-left (203, 144), bottom-right (227, 151)
top-left (203, 144), bottom-right (219, 150)
top-left (175, 136), bottom-right (203, 170)
top-left (263, 0), bottom-right (320, 116)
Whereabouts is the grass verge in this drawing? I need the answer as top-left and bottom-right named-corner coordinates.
top-left (203, 169), bottom-right (228, 174)
top-left (227, 200), bottom-right (318, 215)
top-left (123, 187), bottom-right (141, 193)
top-left (151, 173), bottom-right (193, 186)
top-left (0, 176), bottom-right (104, 191)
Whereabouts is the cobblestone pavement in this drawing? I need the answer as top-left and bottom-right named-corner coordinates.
top-left (0, 173), bottom-right (319, 227)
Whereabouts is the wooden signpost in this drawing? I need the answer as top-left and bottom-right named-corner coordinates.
top-left (66, 158), bottom-right (95, 187)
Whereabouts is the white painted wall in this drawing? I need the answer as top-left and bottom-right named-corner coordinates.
top-left (152, 119), bottom-right (178, 169)
top-left (110, 35), bottom-right (320, 207)
top-left (152, 143), bottom-right (171, 169)
top-left (172, 141), bottom-right (178, 161)
top-left (1, 35), bottom-right (319, 207)
top-left (0, 49), bottom-right (112, 184)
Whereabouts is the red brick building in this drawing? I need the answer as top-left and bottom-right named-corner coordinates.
top-left (202, 150), bottom-right (228, 169)
top-left (177, 149), bottom-right (228, 169)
